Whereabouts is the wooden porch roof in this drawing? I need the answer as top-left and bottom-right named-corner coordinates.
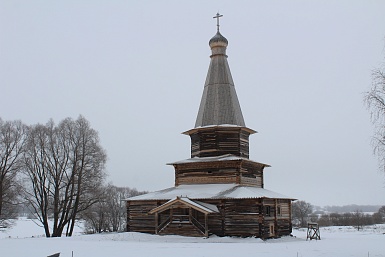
top-left (148, 197), bottom-right (219, 215)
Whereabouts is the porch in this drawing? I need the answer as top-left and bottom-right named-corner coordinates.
top-left (148, 197), bottom-right (219, 237)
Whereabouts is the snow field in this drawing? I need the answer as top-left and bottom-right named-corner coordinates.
top-left (1, 218), bottom-right (384, 257)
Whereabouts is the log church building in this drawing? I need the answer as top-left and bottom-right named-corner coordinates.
top-left (126, 14), bottom-right (294, 238)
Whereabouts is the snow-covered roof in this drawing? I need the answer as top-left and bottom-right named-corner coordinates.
top-left (167, 154), bottom-right (270, 167)
top-left (196, 124), bottom-right (245, 129)
top-left (126, 184), bottom-right (294, 201)
top-left (193, 199), bottom-right (219, 213)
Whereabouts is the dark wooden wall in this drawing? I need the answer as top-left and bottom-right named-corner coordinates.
top-left (126, 201), bottom-right (160, 234)
top-left (174, 160), bottom-right (265, 187)
top-left (189, 127), bottom-right (251, 158)
top-left (239, 161), bottom-right (265, 187)
top-left (127, 198), bottom-right (292, 238)
top-left (262, 199), bottom-right (292, 238)
top-left (174, 161), bottom-right (239, 186)
top-left (222, 199), bottom-right (260, 236)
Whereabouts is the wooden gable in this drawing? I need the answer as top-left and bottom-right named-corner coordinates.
top-left (149, 197), bottom-right (219, 215)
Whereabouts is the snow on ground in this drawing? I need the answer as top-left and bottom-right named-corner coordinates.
top-left (1, 218), bottom-right (385, 257)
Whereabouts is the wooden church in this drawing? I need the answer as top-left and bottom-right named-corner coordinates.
top-left (126, 14), bottom-right (294, 239)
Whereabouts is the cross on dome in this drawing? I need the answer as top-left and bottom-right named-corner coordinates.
top-left (213, 12), bottom-right (223, 32)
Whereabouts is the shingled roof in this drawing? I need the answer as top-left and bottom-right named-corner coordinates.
top-left (194, 31), bottom-right (245, 128)
top-left (127, 184), bottom-right (294, 201)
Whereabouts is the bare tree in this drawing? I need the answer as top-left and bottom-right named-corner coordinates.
top-left (22, 116), bottom-right (107, 237)
top-left (378, 205), bottom-right (385, 217)
top-left (0, 119), bottom-right (27, 228)
top-left (352, 209), bottom-right (365, 231)
top-left (62, 116), bottom-right (107, 237)
top-left (292, 200), bottom-right (313, 227)
top-left (364, 60), bottom-right (385, 173)
top-left (82, 185), bottom-right (147, 233)
top-left (373, 205), bottom-right (385, 224)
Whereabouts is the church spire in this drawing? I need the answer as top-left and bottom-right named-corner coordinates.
top-left (194, 14), bottom-right (245, 128)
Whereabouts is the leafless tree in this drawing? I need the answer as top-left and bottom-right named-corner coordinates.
top-left (82, 185), bottom-right (147, 233)
top-left (364, 61), bottom-right (385, 173)
top-left (292, 200), bottom-right (313, 227)
top-left (313, 211), bottom-right (377, 227)
top-left (378, 205), bottom-right (385, 217)
top-left (22, 116), bottom-right (107, 237)
top-left (352, 209), bottom-right (365, 231)
top-left (0, 119), bottom-right (27, 228)
top-left (373, 205), bottom-right (385, 224)
top-left (317, 214), bottom-right (332, 227)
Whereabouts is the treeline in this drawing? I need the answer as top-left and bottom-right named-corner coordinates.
top-left (322, 205), bottom-right (382, 213)
top-left (309, 211), bottom-right (383, 229)
top-left (293, 200), bottom-right (385, 230)
top-left (0, 116), bottom-right (145, 237)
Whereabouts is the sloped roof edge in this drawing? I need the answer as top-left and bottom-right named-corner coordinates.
top-left (183, 125), bottom-right (256, 135)
top-left (126, 184), bottom-right (295, 201)
top-left (167, 153), bottom-right (270, 167)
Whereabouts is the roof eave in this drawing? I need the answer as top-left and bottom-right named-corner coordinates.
top-left (182, 125), bottom-right (257, 136)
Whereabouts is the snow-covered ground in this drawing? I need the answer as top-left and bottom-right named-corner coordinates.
top-left (1, 218), bottom-right (384, 257)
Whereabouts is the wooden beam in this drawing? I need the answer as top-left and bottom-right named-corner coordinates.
top-left (205, 213), bottom-right (208, 237)
top-left (274, 199), bottom-right (277, 237)
top-left (154, 212), bottom-right (158, 234)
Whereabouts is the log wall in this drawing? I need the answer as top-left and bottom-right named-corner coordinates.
top-left (127, 198), bottom-right (292, 238)
top-left (261, 199), bottom-right (292, 238)
top-left (174, 161), bottom-right (240, 186)
top-left (239, 161), bottom-right (265, 187)
top-left (222, 199), bottom-right (260, 237)
top-left (127, 200), bottom-right (164, 233)
top-left (174, 160), bottom-right (265, 187)
top-left (189, 127), bottom-right (251, 158)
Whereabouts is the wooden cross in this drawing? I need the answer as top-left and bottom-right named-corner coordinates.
top-left (213, 13), bottom-right (223, 32)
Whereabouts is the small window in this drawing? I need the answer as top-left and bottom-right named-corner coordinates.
top-left (265, 206), bottom-right (271, 216)
top-left (277, 206), bottom-right (281, 216)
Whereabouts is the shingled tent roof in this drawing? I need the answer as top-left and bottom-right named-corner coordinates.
top-left (194, 31), bottom-right (245, 128)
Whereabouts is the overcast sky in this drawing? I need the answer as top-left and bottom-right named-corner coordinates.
top-left (1, 1), bottom-right (385, 207)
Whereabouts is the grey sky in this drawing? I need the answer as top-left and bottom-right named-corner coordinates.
top-left (1, 1), bottom-right (385, 207)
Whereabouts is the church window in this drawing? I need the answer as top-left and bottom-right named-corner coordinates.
top-left (265, 206), bottom-right (271, 216)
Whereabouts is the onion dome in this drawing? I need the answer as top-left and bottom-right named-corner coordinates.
top-left (209, 31), bottom-right (228, 48)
